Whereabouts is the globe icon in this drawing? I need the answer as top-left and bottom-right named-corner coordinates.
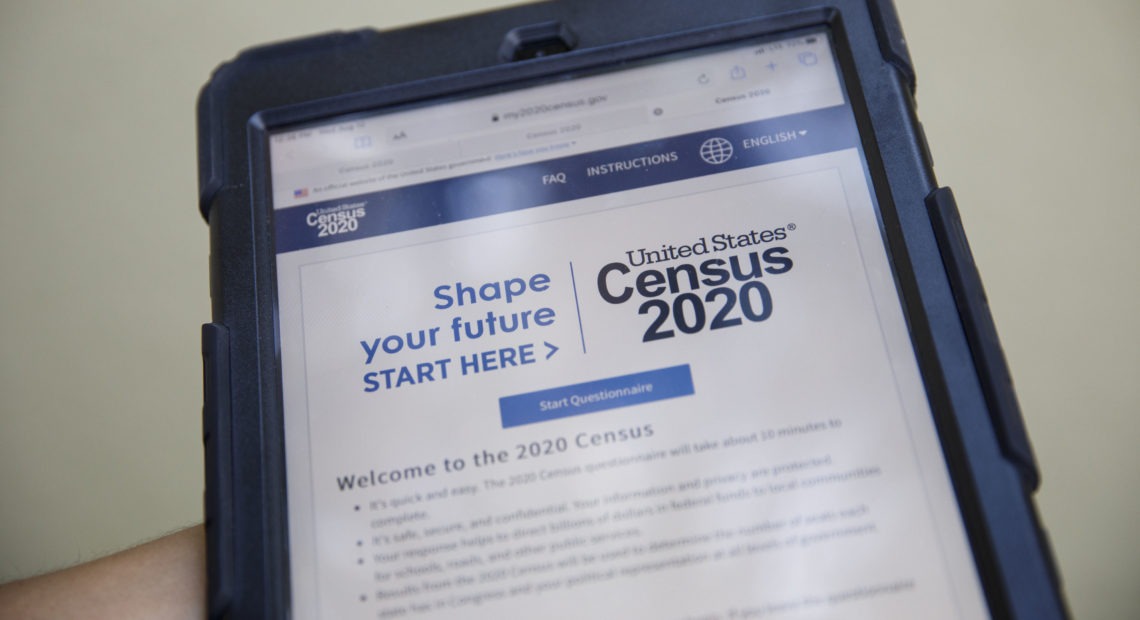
top-left (699, 137), bottom-right (734, 165)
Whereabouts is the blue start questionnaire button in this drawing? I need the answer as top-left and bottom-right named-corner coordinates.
top-left (499, 364), bottom-right (694, 428)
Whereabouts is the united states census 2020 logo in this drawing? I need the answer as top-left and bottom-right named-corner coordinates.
top-left (699, 137), bottom-right (734, 165)
top-left (306, 202), bottom-right (366, 238)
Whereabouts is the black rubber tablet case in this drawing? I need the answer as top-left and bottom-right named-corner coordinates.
top-left (197, 1), bottom-right (1066, 617)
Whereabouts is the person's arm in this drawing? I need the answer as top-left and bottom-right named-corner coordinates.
top-left (0, 525), bottom-right (206, 620)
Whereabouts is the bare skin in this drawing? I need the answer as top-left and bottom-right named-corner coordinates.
top-left (0, 525), bottom-right (206, 620)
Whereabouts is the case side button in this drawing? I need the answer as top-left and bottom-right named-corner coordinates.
top-left (201, 323), bottom-right (234, 617)
top-left (499, 21), bottom-right (578, 62)
top-left (926, 187), bottom-right (1040, 490)
top-left (196, 71), bottom-right (227, 222)
top-left (867, 0), bottom-right (916, 93)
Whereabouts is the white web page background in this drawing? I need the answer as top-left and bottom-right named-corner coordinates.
top-left (275, 150), bottom-right (987, 618)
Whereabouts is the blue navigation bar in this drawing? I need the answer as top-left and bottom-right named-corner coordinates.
top-left (275, 105), bottom-right (859, 253)
top-left (499, 365), bottom-right (694, 428)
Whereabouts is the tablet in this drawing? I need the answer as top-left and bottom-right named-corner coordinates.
top-left (197, 2), bottom-right (1065, 618)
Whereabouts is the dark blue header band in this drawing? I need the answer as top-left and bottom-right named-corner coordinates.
top-left (274, 105), bottom-right (858, 253)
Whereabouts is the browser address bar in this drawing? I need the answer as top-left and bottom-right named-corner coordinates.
top-left (457, 105), bottom-right (649, 160)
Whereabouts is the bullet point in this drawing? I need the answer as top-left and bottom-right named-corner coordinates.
top-left (356, 540), bottom-right (363, 547)
top-left (357, 558), bottom-right (364, 565)
top-left (354, 505), bottom-right (360, 511)
top-left (360, 594), bottom-right (367, 602)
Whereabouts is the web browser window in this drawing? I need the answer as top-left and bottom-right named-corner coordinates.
top-left (269, 29), bottom-right (990, 619)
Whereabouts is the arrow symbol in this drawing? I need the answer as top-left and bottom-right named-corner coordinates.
top-left (544, 342), bottom-right (559, 360)
top-left (798, 130), bottom-right (808, 136)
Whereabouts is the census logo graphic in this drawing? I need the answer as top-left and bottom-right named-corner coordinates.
top-left (305, 202), bottom-right (367, 238)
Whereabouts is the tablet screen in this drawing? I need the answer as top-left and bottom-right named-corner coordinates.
top-left (268, 28), bottom-right (990, 619)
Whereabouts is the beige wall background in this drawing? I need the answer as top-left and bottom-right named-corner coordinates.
top-left (1, 0), bottom-right (1136, 617)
